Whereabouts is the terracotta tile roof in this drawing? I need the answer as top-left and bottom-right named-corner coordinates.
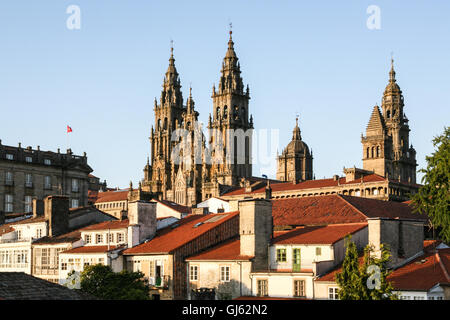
top-left (272, 195), bottom-right (366, 226)
top-left (315, 255), bottom-right (365, 282)
top-left (340, 195), bottom-right (427, 221)
top-left (272, 223), bottom-right (367, 245)
top-left (95, 190), bottom-right (129, 203)
top-left (223, 174), bottom-right (387, 196)
top-left (271, 195), bottom-right (426, 227)
top-left (387, 248), bottom-right (450, 291)
top-left (155, 199), bottom-right (191, 214)
top-left (79, 219), bottom-right (129, 231)
top-left (186, 237), bottom-right (253, 261)
top-left (123, 211), bottom-right (239, 255)
top-left (0, 272), bottom-right (94, 300)
top-left (61, 245), bottom-right (124, 254)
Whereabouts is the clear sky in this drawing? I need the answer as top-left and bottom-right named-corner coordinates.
top-left (0, 1), bottom-right (449, 188)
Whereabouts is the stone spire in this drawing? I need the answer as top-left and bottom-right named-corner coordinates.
top-left (186, 85), bottom-right (195, 113)
top-left (292, 116), bottom-right (301, 140)
top-left (365, 104), bottom-right (386, 136)
top-left (160, 43), bottom-right (183, 107)
top-left (218, 27), bottom-right (244, 95)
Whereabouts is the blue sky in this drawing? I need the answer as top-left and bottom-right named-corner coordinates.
top-left (0, 1), bottom-right (449, 188)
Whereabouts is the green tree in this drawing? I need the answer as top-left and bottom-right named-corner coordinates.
top-left (77, 264), bottom-right (150, 300)
top-left (411, 127), bottom-right (450, 242)
top-left (336, 236), bottom-right (398, 300)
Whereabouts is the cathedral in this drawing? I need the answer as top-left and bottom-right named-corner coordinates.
top-left (142, 30), bottom-right (254, 206)
top-left (141, 30), bottom-right (418, 206)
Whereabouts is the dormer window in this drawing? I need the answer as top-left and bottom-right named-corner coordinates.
top-left (44, 159), bottom-right (51, 165)
top-left (25, 156), bottom-right (32, 163)
top-left (6, 154), bottom-right (13, 160)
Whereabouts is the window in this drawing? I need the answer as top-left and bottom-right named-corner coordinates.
top-left (84, 234), bottom-right (91, 244)
top-left (329, 287), bottom-right (339, 300)
top-left (25, 173), bottom-right (33, 187)
top-left (24, 196), bottom-right (32, 213)
top-left (5, 172), bottom-right (13, 185)
top-left (257, 279), bottom-right (268, 297)
top-left (108, 233), bottom-right (114, 243)
top-left (44, 176), bottom-right (51, 189)
top-left (117, 233), bottom-right (124, 243)
top-left (96, 234), bottom-right (103, 244)
top-left (190, 265), bottom-right (198, 281)
top-left (413, 296), bottom-right (424, 300)
top-left (17, 229), bottom-right (22, 240)
top-left (72, 179), bottom-right (79, 192)
top-left (276, 248), bottom-right (287, 262)
top-left (316, 247), bottom-right (322, 256)
top-left (6, 154), bottom-right (13, 160)
top-left (25, 156), bottom-right (32, 163)
top-left (44, 159), bottom-right (51, 165)
top-left (98, 258), bottom-right (104, 264)
top-left (71, 199), bottom-right (79, 208)
top-left (36, 228), bottom-right (42, 238)
top-left (5, 194), bottom-right (13, 213)
top-left (293, 280), bottom-right (305, 297)
top-left (220, 266), bottom-right (230, 282)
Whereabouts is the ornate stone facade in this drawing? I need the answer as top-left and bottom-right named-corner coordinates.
top-left (142, 31), bottom-right (253, 206)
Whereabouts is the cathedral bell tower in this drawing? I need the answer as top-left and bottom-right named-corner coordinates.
top-left (145, 45), bottom-right (185, 197)
top-left (276, 117), bottom-right (313, 182)
top-left (208, 28), bottom-right (253, 186)
top-left (362, 59), bottom-right (417, 183)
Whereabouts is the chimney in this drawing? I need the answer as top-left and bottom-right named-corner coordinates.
top-left (127, 201), bottom-right (157, 247)
top-left (265, 181), bottom-right (272, 200)
top-left (238, 199), bottom-right (273, 271)
top-left (32, 199), bottom-right (44, 218)
top-left (44, 196), bottom-right (69, 237)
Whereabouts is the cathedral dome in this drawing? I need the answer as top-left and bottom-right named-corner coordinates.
top-left (284, 139), bottom-right (310, 155)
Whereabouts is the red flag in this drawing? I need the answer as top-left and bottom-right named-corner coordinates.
top-left (67, 125), bottom-right (73, 133)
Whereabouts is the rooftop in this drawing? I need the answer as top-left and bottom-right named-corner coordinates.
top-left (79, 219), bottom-right (129, 231)
top-left (271, 195), bottom-right (426, 227)
top-left (95, 190), bottom-right (129, 203)
top-left (272, 223), bottom-right (367, 245)
top-left (123, 211), bottom-right (239, 255)
top-left (387, 246), bottom-right (450, 291)
top-left (186, 237), bottom-right (253, 261)
top-left (0, 272), bottom-right (93, 300)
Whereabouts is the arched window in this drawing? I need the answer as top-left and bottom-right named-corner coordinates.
top-left (157, 119), bottom-right (161, 130)
top-left (366, 147), bottom-right (370, 159)
top-left (376, 146), bottom-right (380, 158)
top-left (387, 110), bottom-right (391, 118)
top-left (224, 106), bottom-right (228, 118)
top-left (216, 107), bottom-right (221, 118)
top-left (371, 147), bottom-right (375, 158)
top-left (163, 118), bottom-right (168, 130)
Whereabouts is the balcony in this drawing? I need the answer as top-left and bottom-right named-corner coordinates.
top-left (150, 275), bottom-right (170, 290)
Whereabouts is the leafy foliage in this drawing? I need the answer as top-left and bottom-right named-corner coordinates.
top-left (78, 264), bottom-right (150, 300)
top-left (411, 127), bottom-right (450, 242)
top-left (335, 236), bottom-right (398, 300)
